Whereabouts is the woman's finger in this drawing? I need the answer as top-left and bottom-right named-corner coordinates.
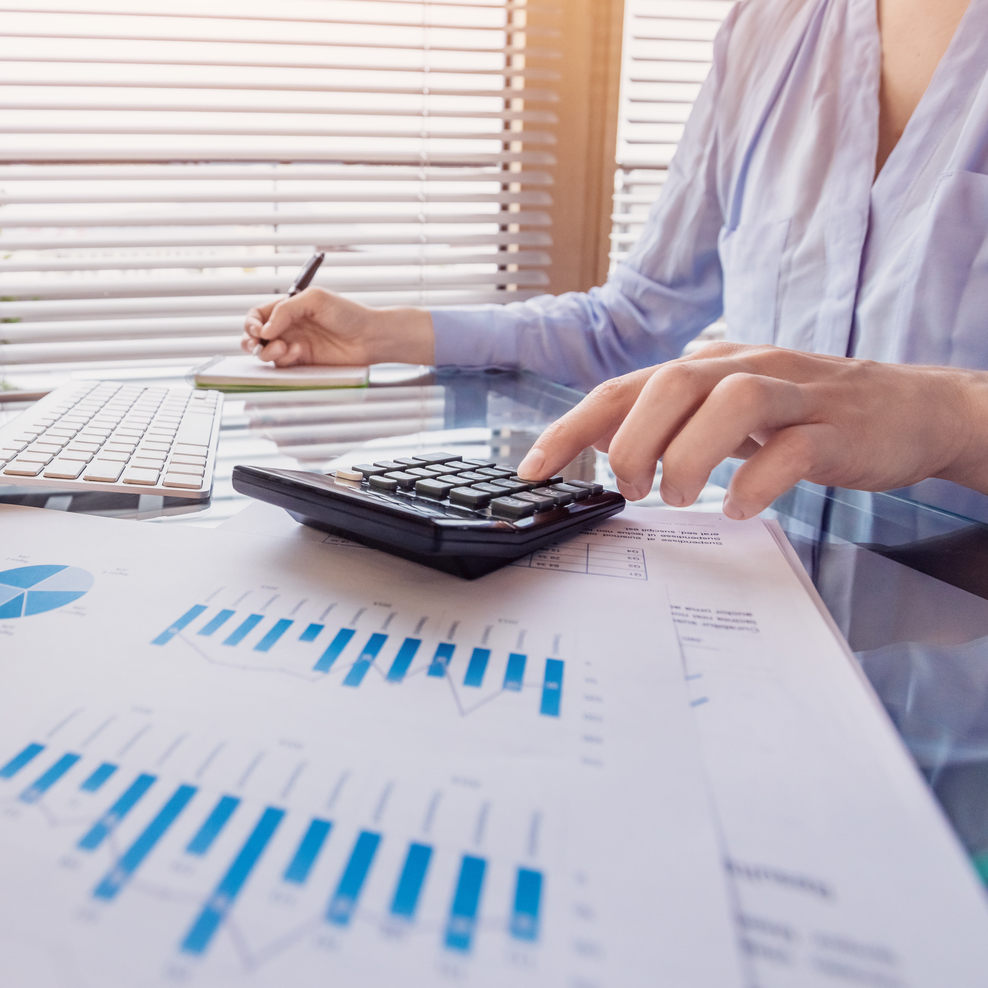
top-left (657, 373), bottom-right (810, 506)
top-left (516, 368), bottom-right (654, 481)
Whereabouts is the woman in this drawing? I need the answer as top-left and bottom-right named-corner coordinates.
top-left (242, 0), bottom-right (988, 519)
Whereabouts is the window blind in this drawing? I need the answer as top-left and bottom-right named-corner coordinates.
top-left (609, 0), bottom-right (734, 272)
top-left (0, 0), bottom-right (560, 391)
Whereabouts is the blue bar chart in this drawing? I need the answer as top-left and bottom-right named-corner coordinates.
top-left (80, 762), bottom-right (117, 792)
top-left (445, 855), bottom-right (487, 952)
top-left (181, 806), bottom-right (286, 956)
top-left (390, 843), bottom-right (433, 920)
top-left (510, 868), bottom-right (543, 941)
top-left (327, 830), bottom-right (381, 925)
top-left (186, 795), bottom-right (240, 856)
top-left (0, 743), bottom-right (45, 779)
top-left (78, 773), bottom-right (156, 851)
top-left (149, 604), bottom-right (569, 719)
top-left (21, 752), bottom-right (80, 804)
top-left (284, 818), bottom-right (332, 885)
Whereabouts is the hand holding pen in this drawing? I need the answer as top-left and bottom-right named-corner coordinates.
top-left (251, 252), bottom-right (324, 356)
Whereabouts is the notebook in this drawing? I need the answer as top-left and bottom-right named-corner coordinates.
top-left (192, 355), bottom-right (369, 392)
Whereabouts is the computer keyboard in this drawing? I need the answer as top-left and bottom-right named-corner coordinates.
top-left (232, 451), bottom-right (626, 578)
top-left (0, 381), bottom-right (222, 500)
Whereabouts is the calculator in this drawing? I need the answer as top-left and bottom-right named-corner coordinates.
top-left (232, 451), bottom-right (626, 578)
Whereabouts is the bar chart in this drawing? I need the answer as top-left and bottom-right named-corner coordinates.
top-left (0, 732), bottom-right (552, 975)
top-left (150, 600), bottom-right (567, 721)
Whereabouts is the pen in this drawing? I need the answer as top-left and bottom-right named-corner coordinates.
top-left (287, 251), bottom-right (324, 297)
top-left (255, 252), bottom-right (325, 350)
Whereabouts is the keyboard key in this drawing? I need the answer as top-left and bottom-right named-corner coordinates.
top-left (84, 460), bottom-right (125, 482)
top-left (394, 457), bottom-right (421, 467)
top-left (373, 460), bottom-right (405, 471)
top-left (17, 451), bottom-right (54, 464)
top-left (104, 441), bottom-right (137, 454)
top-left (45, 427), bottom-right (78, 439)
top-left (449, 486), bottom-right (493, 508)
top-left (131, 456), bottom-right (164, 470)
top-left (162, 473), bottom-right (203, 489)
top-left (406, 466), bottom-right (445, 479)
top-left (478, 467), bottom-right (513, 479)
top-left (43, 459), bottom-right (86, 480)
top-left (175, 416), bottom-right (213, 446)
top-left (452, 471), bottom-right (489, 483)
top-left (98, 450), bottom-right (130, 463)
top-left (166, 463), bottom-right (204, 478)
top-left (0, 440), bottom-right (28, 453)
top-left (415, 478), bottom-right (458, 499)
top-left (490, 496), bottom-right (535, 519)
top-left (368, 475), bottom-right (399, 492)
top-left (469, 482), bottom-right (505, 495)
top-left (123, 467), bottom-right (161, 486)
top-left (460, 458), bottom-right (497, 468)
top-left (170, 453), bottom-right (206, 466)
top-left (173, 442), bottom-right (205, 456)
top-left (384, 471), bottom-right (417, 489)
top-left (566, 480), bottom-right (604, 495)
top-left (4, 459), bottom-right (45, 477)
top-left (141, 441), bottom-right (172, 453)
top-left (28, 441), bottom-right (66, 455)
top-left (515, 491), bottom-right (557, 511)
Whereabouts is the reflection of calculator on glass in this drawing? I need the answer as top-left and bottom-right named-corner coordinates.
top-left (232, 451), bottom-right (626, 579)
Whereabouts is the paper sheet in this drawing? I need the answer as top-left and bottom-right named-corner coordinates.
top-left (222, 501), bottom-right (988, 987)
top-left (0, 503), bottom-right (741, 988)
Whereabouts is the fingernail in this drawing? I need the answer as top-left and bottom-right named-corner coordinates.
top-left (517, 447), bottom-right (545, 480)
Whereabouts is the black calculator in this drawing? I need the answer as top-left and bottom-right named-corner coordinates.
top-left (232, 451), bottom-right (625, 579)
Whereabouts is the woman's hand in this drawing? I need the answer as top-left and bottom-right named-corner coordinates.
top-left (516, 342), bottom-right (988, 520)
top-left (241, 287), bottom-right (435, 367)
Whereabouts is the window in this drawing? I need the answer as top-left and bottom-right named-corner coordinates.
top-left (0, 0), bottom-right (562, 391)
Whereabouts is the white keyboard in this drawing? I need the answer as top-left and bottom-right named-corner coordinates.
top-left (0, 381), bottom-right (222, 500)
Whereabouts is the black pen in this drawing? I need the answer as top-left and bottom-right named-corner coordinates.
top-left (255, 252), bottom-right (325, 350)
top-left (287, 251), bottom-right (324, 297)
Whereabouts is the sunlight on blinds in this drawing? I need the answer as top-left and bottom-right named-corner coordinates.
top-left (609, 0), bottom-right (734, 269)
top-left (0, 0), bottom-right (561, 391)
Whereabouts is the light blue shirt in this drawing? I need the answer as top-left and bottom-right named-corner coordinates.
top-left (431, 0), bottom-right (988, 393)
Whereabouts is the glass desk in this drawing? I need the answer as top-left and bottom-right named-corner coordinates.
top-left (3, 366), bottom-right (988, 884)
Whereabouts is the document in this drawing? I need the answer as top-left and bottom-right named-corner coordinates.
top-left (0, 504), bottom-right (741, 988)
top-left (223, 501), bottom-right (988, 987)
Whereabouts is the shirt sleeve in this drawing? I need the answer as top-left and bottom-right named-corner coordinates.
top-left (429, 7), bottom-right (738, 394)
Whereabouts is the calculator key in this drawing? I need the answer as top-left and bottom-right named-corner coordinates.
top-left (351, 463), bottom-right (388, 477)
top-left (460, 458), bottom-right (496, 468)
top-left (415, 478), bottom-right (458, 499)
top-left (566, 480), bottom-right (604, 495)
top-left (551, 482), bottom-right (591, 500)
top-left (515, 491), bottom-right (556, 511)
top-left (478, 467), bottom-right (513, 479)
top-left (373, 460), bottom-right (405, 472)
top-left (490, 496), bottom-right (535, 519)
top-left (369, 475), bottom-right (399, 493)
top-left (490, 480), bottom-right (530, 495)
top-left (452, 471), bottom-right (488, 483)
top-left (384, 471), bottom-right (418, 489)
top-left (434, 473), bottom-right (471, 486)
top-left (470, 482), bottom-right (506, 496)
top-left (412, 452), bottom-right (462, 465)
top-left (335, 467), bottom-right (363, 481)
top-left (406, 466), bottom-right (442, 479)
top-left (394, 457), bottom-right (421, 467)
top-left (449, 486), bottom-right (493, 508)
top-left (531, 486), bottom-right (573, 505)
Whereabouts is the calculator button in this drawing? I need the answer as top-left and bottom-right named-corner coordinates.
top-left (415, 478), bottom-right (458, 499)
top-left (407, 466), bottom-right (443, 479)
top-left (335, 467), bottom-right (363, 482)
top-left (384, 471), bottom-right (418, 489)
top-left (351, 463), bottom-right (388, 478)
top-left (412, 452), bottom-right (462, 465)
top-left (453, 471), bottom-right (488, 483)
top-left (449, 486), bottom-right (494, 508)
top-left (470, 482), bottom-right (505, 495)
top-left (507, 476), bottom-right (536, 489)
top-left (531, 486), bottom-right (573, 505)
top-left (478, 467), bottom-right (513, 479)
top-left (552, 482), bottom-right (591, 500)
top-left (373, 460), bottom-right (405, 472)
top-left (490, 496), bottom-right (535, 519)
top-left (490, 480), bottom-right (529, 495)
top-left (566, 480), bottom-right (604, 495)
top-left (394, 457), bottom-right (421, 467)
top-left (369, 475), bottom-right (399, 493)
top-left (515, 491), bottom-right (556, 511)
top-left (461, 458), bottom-right (496, 468)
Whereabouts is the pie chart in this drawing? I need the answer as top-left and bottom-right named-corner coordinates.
top-left (0, 565), bottom-right (94, 619)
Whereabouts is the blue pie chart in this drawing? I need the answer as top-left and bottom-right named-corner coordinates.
top-left (0, 565), bottom-right (94, 619)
